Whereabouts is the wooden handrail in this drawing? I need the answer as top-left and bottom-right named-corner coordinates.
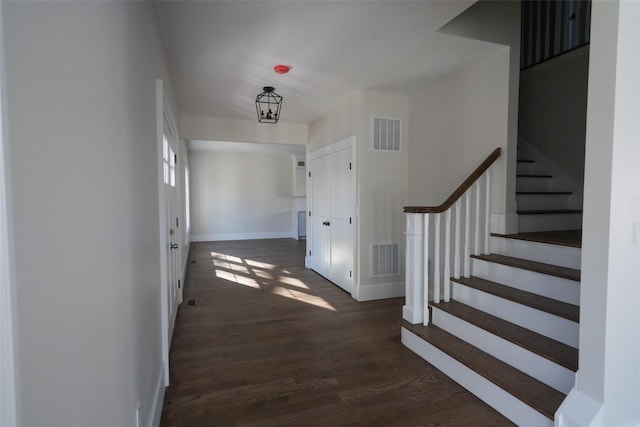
top-left (404, 147), bottom-right (501, 214)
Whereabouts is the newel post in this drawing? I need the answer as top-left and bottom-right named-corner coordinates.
top-left (403, 213), bottom-right (424, 324)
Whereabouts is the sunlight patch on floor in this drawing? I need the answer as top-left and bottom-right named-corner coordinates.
top-left (278, 276), bottom-right (309, 289)
top-left (215, 269), bottom-right (261, 289)
top-left (271, 286), bottom-right (336, 311)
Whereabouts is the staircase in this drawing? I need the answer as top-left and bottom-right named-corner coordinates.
top-left (401, 232), bottom-right (580, 425)
top-left (516, 144), bottom-right (583, 233)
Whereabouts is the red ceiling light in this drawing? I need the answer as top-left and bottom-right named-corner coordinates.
top-left (273, 64), bottom-right (291, 74)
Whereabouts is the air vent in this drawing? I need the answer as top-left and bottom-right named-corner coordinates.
top-left (371, 243), bottom-right (400, 277)
top-left (371, 117), bottom-right (401, 152)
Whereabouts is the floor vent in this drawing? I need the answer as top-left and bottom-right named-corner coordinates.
top-left (371, 242), bottom-right (400, 277)
top-left (371, 117), bottom-right (401, 152)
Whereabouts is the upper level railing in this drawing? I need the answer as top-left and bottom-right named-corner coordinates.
top-left (521, 0), bottom-right (592, 70)
top-left (402, 148), bottom-right (501, 326)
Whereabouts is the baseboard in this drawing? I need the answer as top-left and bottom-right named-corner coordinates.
top-left (354, 281), bottom-right (404, 301)
top-left (148, 363), bottom-right (165, 427)
top-left (191, 231), bottom-right (292, 242)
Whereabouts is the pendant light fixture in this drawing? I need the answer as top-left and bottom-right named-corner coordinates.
top-left (256, 86), bottom-right (283, 124)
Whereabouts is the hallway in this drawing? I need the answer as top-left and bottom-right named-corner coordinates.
top-left (160, 239), bottom-right (513, 426)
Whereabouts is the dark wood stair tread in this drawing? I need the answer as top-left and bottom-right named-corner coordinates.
top-left (516, 191), bottom-right (572, 195)
top-left (432, 301), bottom-right (578, 371)
top-left (517, 159), bottom-right (535, 163)
top-left (451, 276), bottom-right (580, 322)
top-left (518, 209), bottom-right (583, 215)
top-left (492, 231), bottom-right (582, 248)
top-left (401, 321), bottom-right (566, 420)
top-left (471, 253), bottom-right (580, 281)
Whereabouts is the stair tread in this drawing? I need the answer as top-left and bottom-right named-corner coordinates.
top-left (472, 253), bottom-right (581, 281)
top-left (492, 231), bottom-right (582, 248)
top-left (516, 191), bottom-right (572, 195)
top-left (401, 321), bottom-right (565, 420)
top-left (432, 301), bottom-right (578, 371)
top-left (517, 159), bottom-right (535, 163)
top-left (452, 276), bottom-right (580, 322)
top-left (518, 209), bottom-right (583, 214)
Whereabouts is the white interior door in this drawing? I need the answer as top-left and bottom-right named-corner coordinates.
top-left (328, 146), bottom-right (353, 292)
top-left (163, 130), bottom-right (180, 343)
top-left (309, 153), bottom-right (329, 276)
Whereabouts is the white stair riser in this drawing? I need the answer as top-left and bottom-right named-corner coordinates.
top-left (489, 236), bottom-right (581, 270)
top-left (518, 213), bottom-right (583, 233)
top-left (516, 177), bottom-right (570, 193)
top-left (516, 193), bottom-right (571, 211)
top-left (432, 308), bottom-right (575, 394)
top-left (471, 258), bottom-right (580, 305)
top-left (452, 282), bottom-right (579, 348)
top-left (401, 328), bottom-right (553, 427)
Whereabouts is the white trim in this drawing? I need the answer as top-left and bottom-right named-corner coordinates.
top-left (354, 282), bottom-right (404, 301)
top-left (401, 327), bottom-right (553, 426)
top-left (147, 363), bottom-right (165, 427)
top-left (0, 5), bottom-right (20, 425)
top-left (191, 231), bottom-right (292, 242)
top-left (155, 80), bottom-right (170, 387)
top-left (555, 387), bottom-right (603, 427)
top-left (490, 213), bottom-right (507, 234)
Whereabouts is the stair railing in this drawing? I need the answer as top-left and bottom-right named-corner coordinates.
top-left (403, 148), bottom-right (501, 326)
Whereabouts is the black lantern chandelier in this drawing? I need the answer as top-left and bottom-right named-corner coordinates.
top-left (256, 86), bottom-right (283, 124)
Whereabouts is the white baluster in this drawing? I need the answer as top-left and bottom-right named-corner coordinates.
top-left (474, 181), bottom-right (481, 256)
top-left (464, 192), bottom-right (471, 277)
top-left (433, 213), bottom-right (441, 304)
top-left (484, 170), bottom-right (491, 254)
top-left (444, 209), bottom-right (451, 302)
top-left (403, 213), bottom-right (424, 324)
top-left (423, 214), bottom-right (430, 325)
top-left (454, 201), bottom-right (461, 279)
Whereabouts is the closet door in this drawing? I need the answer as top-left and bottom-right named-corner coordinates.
top-left (327, 146), bottom-right (353, 292)
top-left (307, 138), bottom-right (354, 294)
top-left (309, 153), bottom-right (329, 276)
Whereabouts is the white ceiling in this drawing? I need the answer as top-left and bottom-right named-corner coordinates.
top-left (154, 0), bottom-right (500, 125)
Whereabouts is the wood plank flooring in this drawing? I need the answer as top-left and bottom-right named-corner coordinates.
top-left (160, 239), bottom-right (514, 426)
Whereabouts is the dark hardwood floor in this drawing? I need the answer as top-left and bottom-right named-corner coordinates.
top-left (160, 238), bottom-right (514, 426)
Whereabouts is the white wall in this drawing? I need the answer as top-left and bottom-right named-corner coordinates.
top-left (408, 48), bottom-right (509, 215)
top-left (181, 114), bottom-right (308, 146)
top-left (519, 46), bottom-right (589, 194)
top-left (439, 0), bottom-right (521, 233)
top-left (189, 150), bottom-right (295, 241)
top-left (309, 90), bottom-right (410, 300)
top-left (3, 2), bottom-right (175, 426)
top-left (557, 1), bottom-right (640, 425)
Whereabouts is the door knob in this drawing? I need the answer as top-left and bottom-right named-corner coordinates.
top-left (170, 243), bottom-right (179, 249)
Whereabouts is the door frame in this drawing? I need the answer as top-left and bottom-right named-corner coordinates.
top-left (306, 135), bottom-right (357, 295)
top-left (0, 5), bottom-right (19, 424)
top-left (156, 79), bottom-right (180, 387)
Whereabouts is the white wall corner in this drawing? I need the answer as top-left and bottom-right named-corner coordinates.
top-left (554, 387), bottom-right (603, 427)
top-left (354, 282), bottom-right (404, 302)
